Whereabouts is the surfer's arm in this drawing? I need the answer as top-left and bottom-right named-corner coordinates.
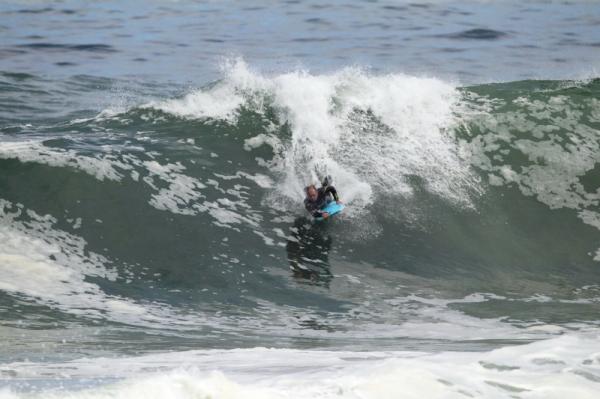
top-left (306, 206), bottom-right (326, 218)
top-left (310, 209), bottom-right (328, 218)
top-left (312, 209), bottom-right (327, 218)
top-left (325, 186), bottom-right (340, 202)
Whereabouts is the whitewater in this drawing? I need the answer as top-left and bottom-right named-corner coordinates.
top-left (1, 1), bottom-right (600, 398)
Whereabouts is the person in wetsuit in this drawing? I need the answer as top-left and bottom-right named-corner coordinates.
top-left (304, 176), bottom-right (341, 219)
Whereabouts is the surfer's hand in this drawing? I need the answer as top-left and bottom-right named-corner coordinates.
top-left (322, 212), bottom-right (330, 219)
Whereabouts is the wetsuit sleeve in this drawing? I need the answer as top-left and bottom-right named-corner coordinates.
top-left (325, 186), bottom-right (339, 202)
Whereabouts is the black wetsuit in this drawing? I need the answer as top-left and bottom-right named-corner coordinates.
top-left (304, 186), bottom-right (339, 218)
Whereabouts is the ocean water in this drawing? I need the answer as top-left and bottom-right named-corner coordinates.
top-left (1, 1), bottom-right (600, 398)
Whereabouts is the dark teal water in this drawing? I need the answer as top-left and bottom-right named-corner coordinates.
top-left (1, 69), bottom-right (600, 357)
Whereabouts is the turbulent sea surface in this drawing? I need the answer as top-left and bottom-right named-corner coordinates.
top-left (1, 1), bottom-right (600, 398)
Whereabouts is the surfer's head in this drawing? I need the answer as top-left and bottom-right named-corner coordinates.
top-left (305, 185), bottom-right (318, 201)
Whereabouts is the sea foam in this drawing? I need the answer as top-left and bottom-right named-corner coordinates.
top-left (1, 334), bottom-right (598, 399)
top-left (147, 59), bottom-right (482, 215)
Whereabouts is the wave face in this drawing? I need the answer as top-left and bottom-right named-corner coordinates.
top-left (1, 64), bottom-right (600, 396)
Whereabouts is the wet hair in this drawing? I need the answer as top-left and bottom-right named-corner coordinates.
top-left (304, 184), bottom-right (317, 194)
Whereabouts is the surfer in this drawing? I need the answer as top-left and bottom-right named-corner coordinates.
top-left (304, 176), bottom-right (341, 219)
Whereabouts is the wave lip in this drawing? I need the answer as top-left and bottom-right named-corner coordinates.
top-left (16, 43), bottom-right (117, 53)
top-left (442, 28), bottom-right (507, 40)
top-left (146, 59), bottom-right (481, 214)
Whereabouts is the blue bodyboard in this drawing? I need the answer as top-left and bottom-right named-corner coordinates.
top-left (314, 202), bottom-right (345, 221)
